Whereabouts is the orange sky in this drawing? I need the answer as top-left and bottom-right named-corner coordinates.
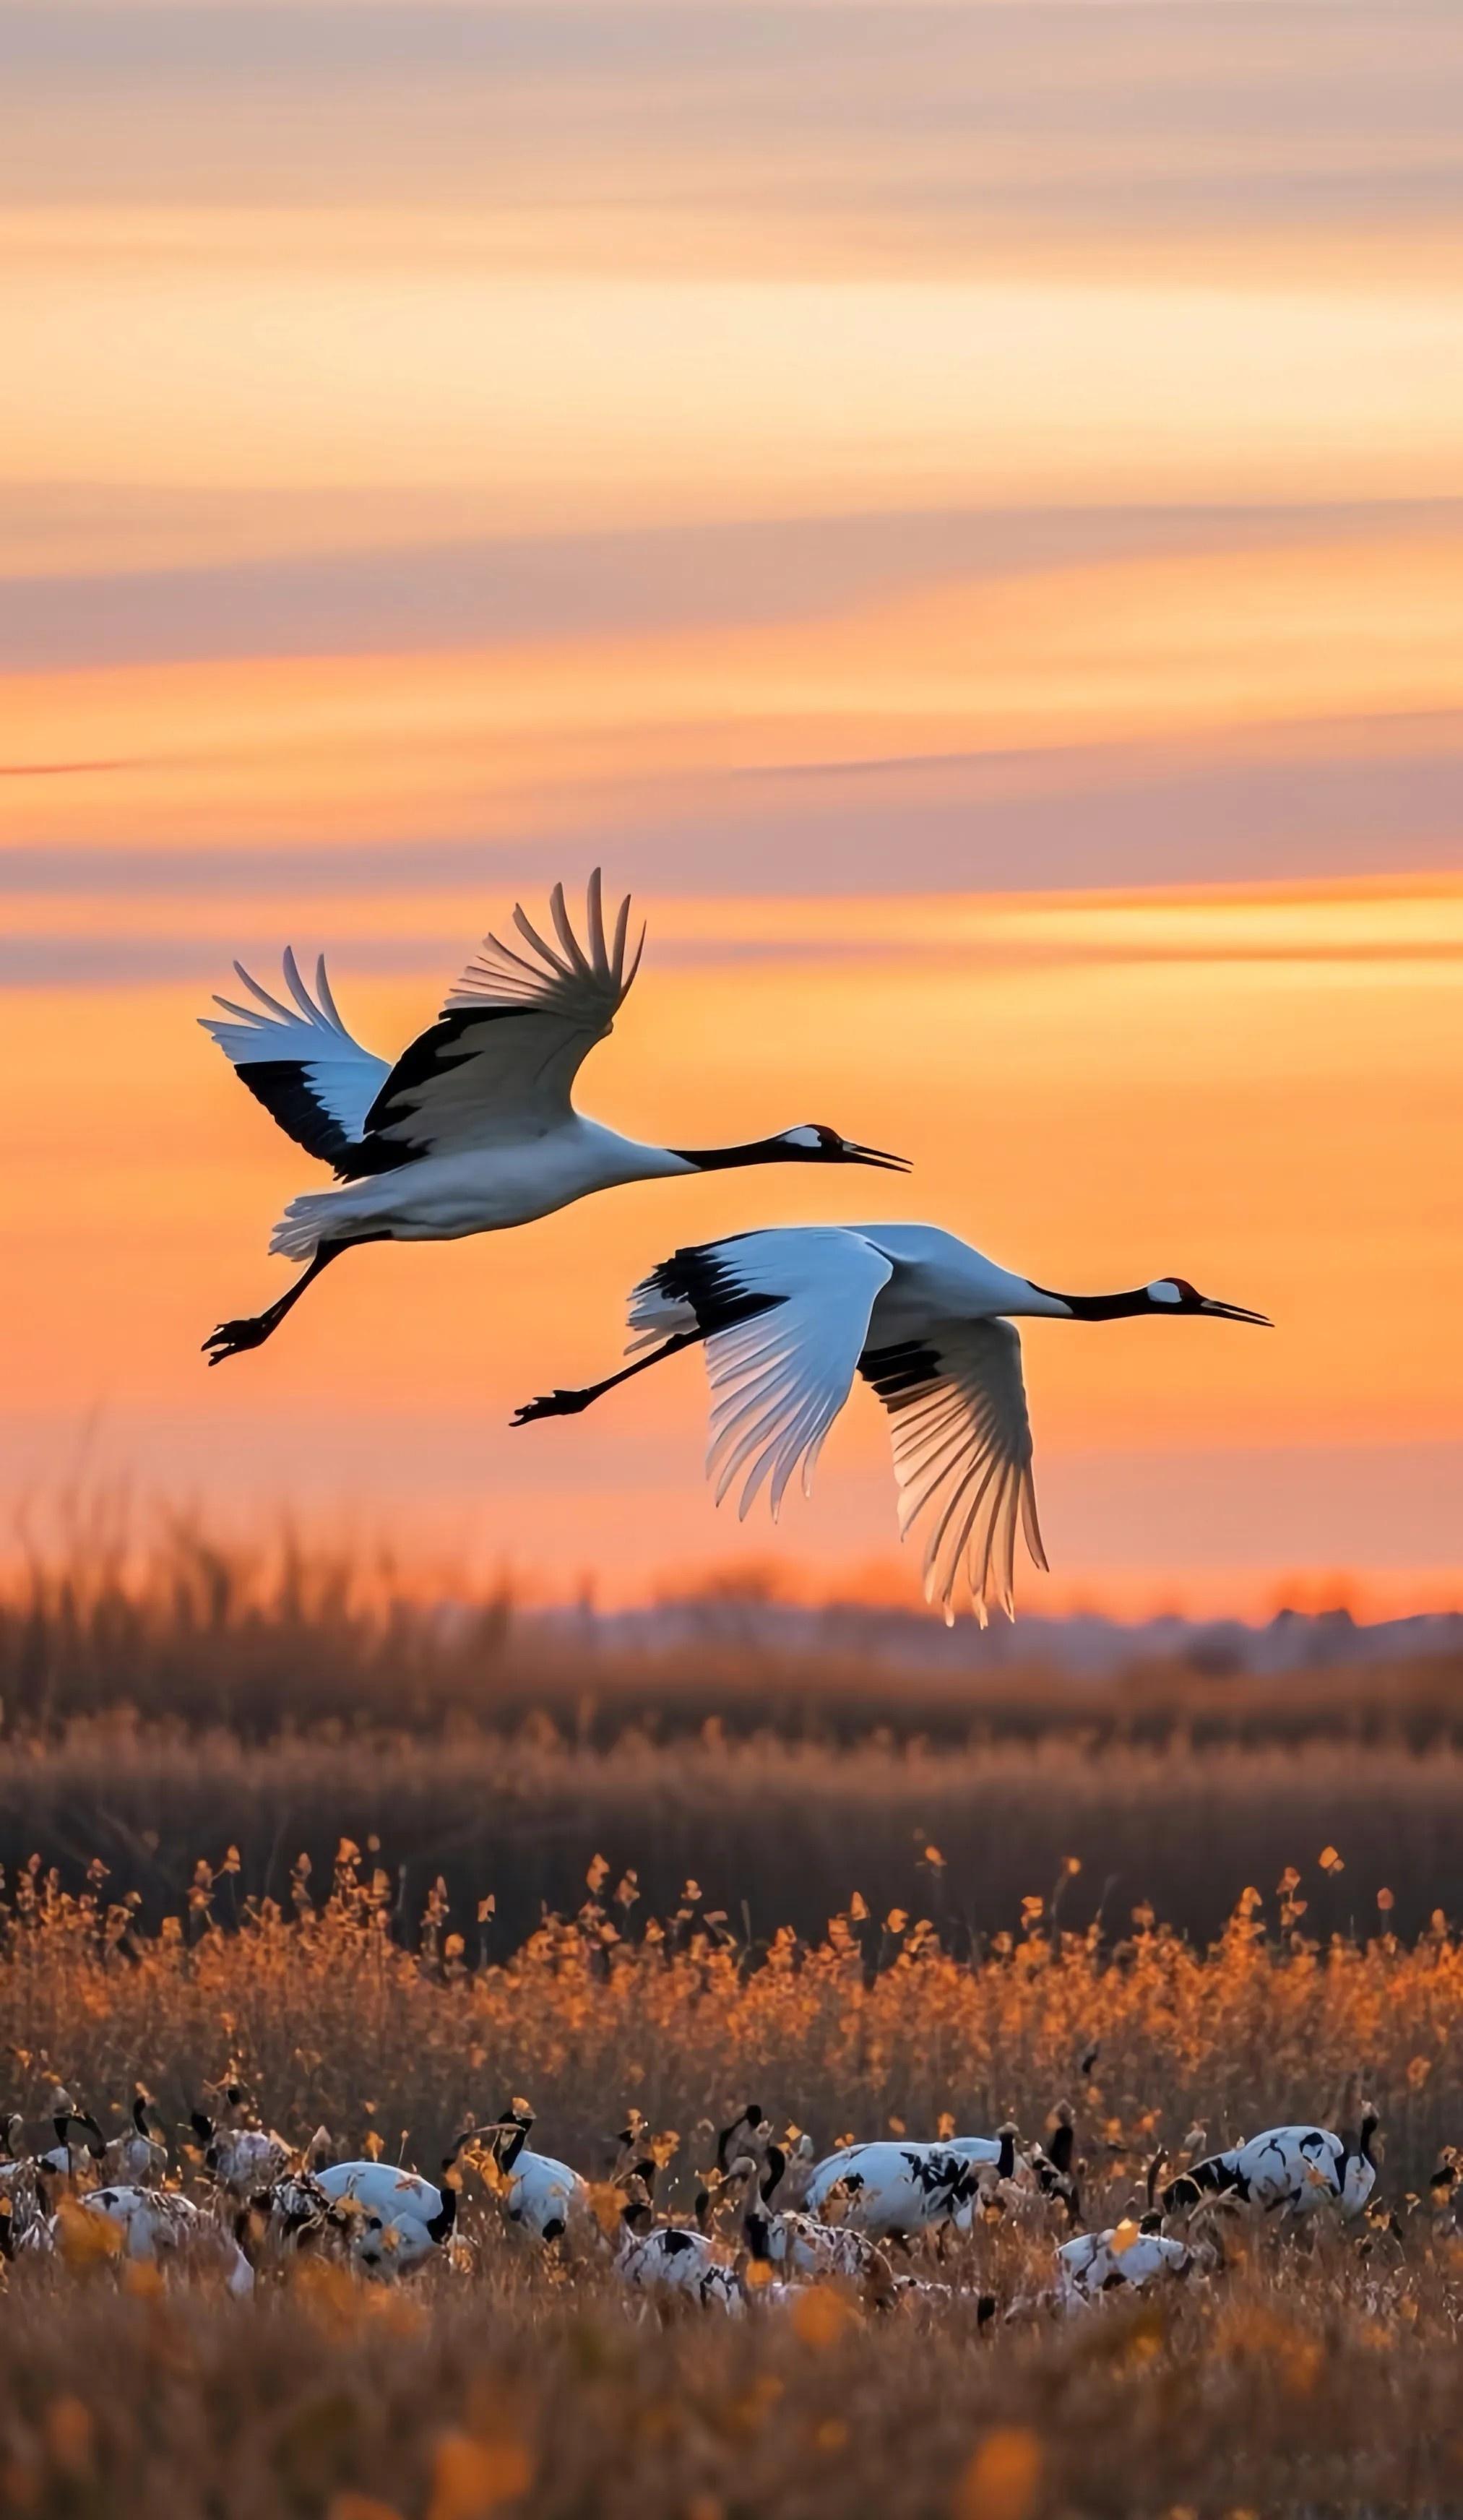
top-left (4, 1), bottom-right (1462, 1618)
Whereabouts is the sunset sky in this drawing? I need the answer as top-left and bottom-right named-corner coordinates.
top-left (4, 1), bottom-right (1461, 1617)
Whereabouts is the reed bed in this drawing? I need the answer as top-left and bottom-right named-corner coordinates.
top-left (1, 1851), bottom-right (1461, 2514)
top-left (1, 1717), bottom-right (1461, 1948)
top-left (1, 1845), bottom-right (1460, 2203)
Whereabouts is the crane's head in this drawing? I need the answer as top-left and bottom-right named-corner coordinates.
top-left (1144, 1277), bottom-right (1271, 1324)
top-left (776, 1124), bottom-right (911, 1171)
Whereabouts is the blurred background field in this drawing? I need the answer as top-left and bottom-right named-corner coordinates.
top-left (5, 2248), bottom-right (1462, 2520)
top-left (3, 1515), bottom-right (1462, 1950)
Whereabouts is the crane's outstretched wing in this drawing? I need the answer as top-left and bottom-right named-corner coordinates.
top-left (629, 1227), bottom-right (894, 1521)
top-left (859, 1319), bottom-right (1047, 1626)
top-left (358, 869), bottom-right (642, 1161)
top-left (199, 950), bottom-right (392, 1177)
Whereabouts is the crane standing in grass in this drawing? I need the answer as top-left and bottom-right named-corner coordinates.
top-left (1159, 2113), bottom-right (1379, 2221)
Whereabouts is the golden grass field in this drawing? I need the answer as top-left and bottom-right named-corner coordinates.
top-left (1, 1840), bottom-right (1462, 2519)
top-left (1, 1529), bottom-right (1462, 2516)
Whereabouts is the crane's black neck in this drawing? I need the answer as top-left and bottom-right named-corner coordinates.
top-left (1032, 1283), bottom-right (1160, 1321)
top-left (425, 2181), bottom-right (457, 2245)
top-left (668, 1136), bottom-right (794, 1172)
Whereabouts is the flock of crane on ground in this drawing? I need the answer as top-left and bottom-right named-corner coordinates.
top-left (203, 871), bottom-right (1268, 1623)
top-left (1, 2081), bottom-right (1410, 2318)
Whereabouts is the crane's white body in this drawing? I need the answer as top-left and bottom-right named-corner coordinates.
top-left (198, 2126), bottom-right (291, 2200)
top-left (311, 2160), bottom-right (444, 2222)
top-left (1168, 2123), bottom-right (1376, 2221)
top-left (274, 1122), bottom-right (691, 1259)
top-left (1056, 2225), bottom-right (1197, 2310)
top-left (746, 2206), bottom-right (883, 2279)
top-left (105, 2102), bottom-right (168, 2188)
top-left (799, 2140), bottom-right (997, 2236)
top-left (616, 2222), bottom-right (743, 2313)
top-left (308, 2159), bottom-right (453, 2271)
top-left (107, 2128), bottom-right (167, 2187)
top-left (26, 2186), bottom-right (255, 2295)
top-left (846, 1225), bottom-right (1071, 1326)
top-left (502, 2149), bottom-right (590, 2242)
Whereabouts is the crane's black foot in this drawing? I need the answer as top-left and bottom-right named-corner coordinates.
top-left (511, 1387), bottom-right (594, 1425)
top-left (203, 1314), bottom-right (275, 1365)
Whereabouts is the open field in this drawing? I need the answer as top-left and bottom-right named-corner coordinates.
top-left (4, 1529), bottom-right (1462, 2515)
top-left (0, 1857), bottom-right (1462, 2517)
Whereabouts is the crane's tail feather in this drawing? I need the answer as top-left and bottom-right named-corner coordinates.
top-left (269, 1192), bottom-right (343, 1263)
top-left (624, 1261), bottom-right (701, 1355)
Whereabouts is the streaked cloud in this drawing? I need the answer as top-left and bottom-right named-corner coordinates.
top-left (6, 6), bottom-right (1461, 289)
top-left (8, 500), bottom-right (1458, 672)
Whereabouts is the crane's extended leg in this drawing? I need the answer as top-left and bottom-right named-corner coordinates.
top-left (203, 1238), bottom-right (356, 1365)
top-left (511, 1331), bottom-right (700, 1425)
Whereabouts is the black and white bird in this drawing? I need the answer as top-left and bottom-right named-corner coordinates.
top-left (190, 2093), bottom-right (291, 2200)
top-left (488, 2103), bottom-right (590, 2245)
top-left (37, 2099), bottom-right (107, 2183)
top-left (615, 2198), bottom-right (744, 2314)
top-left (796, 2137), bottom-right (1007, 2239)
top-left (105, 2091), bottom-right (168, 2187)
top-left (513, 1225), bottom-right (1268, 1621)
top-left (199, 872), bottom-right (905, 1365)
top-left (1055, 2216), bottom-right (1204, 2310)
top-left (728, 2148), bottom-right (886, 2281)
top-left (304, 2153), bottom-right (465, 2276)
top-left (0, 2116), bottom-right (27, 2198)
top-left (59, 2185), bottom-right (256, 2296)
top-left (1160, 2112), bottom-right (1379, 2222)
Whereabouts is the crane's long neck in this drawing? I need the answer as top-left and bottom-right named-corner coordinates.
top-left (584, 1130), bottom-right (795, 1186)
top-left (1027, 1282), bottom-right (1160, 1321)
top-left (664, 1136), bottom-right (797, 1171)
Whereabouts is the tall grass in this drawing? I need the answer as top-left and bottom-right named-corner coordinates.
top-left (1, 1843), bottom-right (1459, 2197)
top-left (1, 1857), bottom-right (1462, 2518)
top-left (1, 1718), bottom-right (1462, 1948)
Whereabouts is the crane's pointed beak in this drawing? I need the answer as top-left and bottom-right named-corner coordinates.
top-left (842, 1142), bottom-right (912, 1172)
top-left (1198, 1297), bottom-right (1272, 1325)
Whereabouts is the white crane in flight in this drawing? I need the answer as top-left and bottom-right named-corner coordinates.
top-left (199, 871), bottom-right (906, 1363)
top-left (512, 1222), bottom-right (1269, 1623)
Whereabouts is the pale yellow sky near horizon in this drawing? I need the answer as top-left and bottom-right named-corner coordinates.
top-left (3, 1), bottom-right (1461, 1616)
